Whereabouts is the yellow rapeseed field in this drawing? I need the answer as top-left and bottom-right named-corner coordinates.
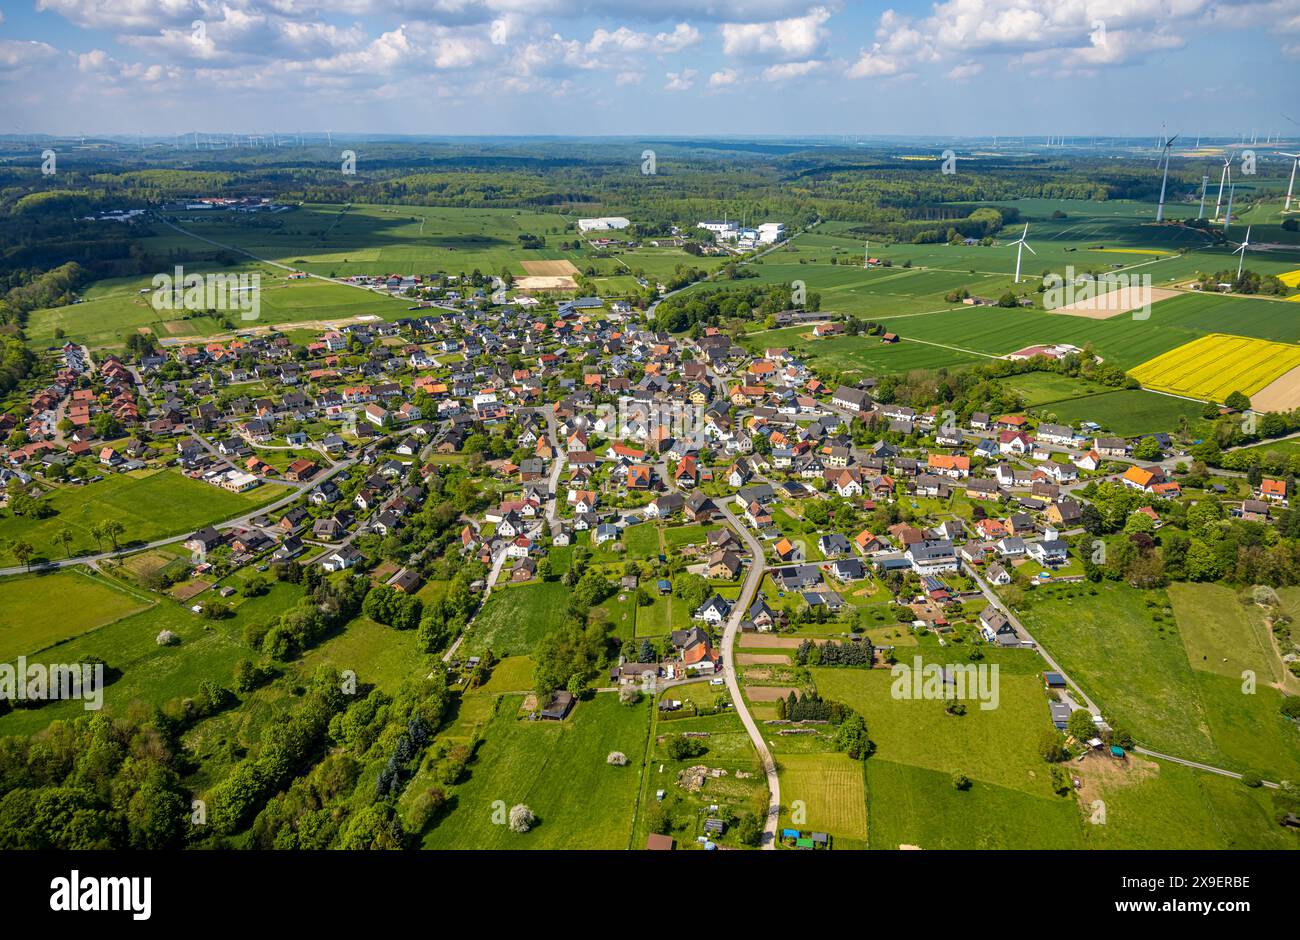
top-left (1129, 332), bottom-right (1300, 401)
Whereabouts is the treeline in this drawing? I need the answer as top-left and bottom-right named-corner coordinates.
top-left (795, 639), bottom-right (875, 666)
top-left (657, 282), bottom-right (816, 334)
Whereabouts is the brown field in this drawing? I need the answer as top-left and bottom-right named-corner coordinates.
top-left (514, 275), bottom-right (579, 292)
top-left (737, 653), bottom-right (792, 665)
top-left (738, 635), bottom-right (805, 649)
top-left (1251, 365), bottom-right (1300, 412)
top-left (1053, 286), bottom-right (1181, 319)
top-left (745, 685), bottom-right (800, 702)
top-left (521, 259), bottom-right (580, 276)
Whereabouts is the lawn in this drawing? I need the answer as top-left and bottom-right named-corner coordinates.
top-left (864, 759), bottom-right (1084, 849)
top-left (0, 469), bottom-right (291, 565)
top-left (421, 692), bottom-right (651, 849)
top-left (0, 578), bottom-right (304, 736)
top-left (1074, 752), bottom-right (1295, 849)
top-left (776, 752), bottom-right (868, 850)
top-left (460, 581), bottom-right (571, 657)
top-left (0, 569), bottom-right (152, 660)
top-left (1015, 580), bottom-right (1300, 780)
top-left (297, 614), bottom-right (428, 694)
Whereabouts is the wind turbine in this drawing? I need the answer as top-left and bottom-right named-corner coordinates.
top-left (1198, 175), bottom-right (1209, 220)
top-left (1278, 152), bottom-right (1300, 212)
top-left (1007, 224), bottom-right (1035, 283)
top-left (1234, 226), bottom-right (1252, 279)
top-left (1156, 132), bottom-right (1178, 222)
top-left (1214, 156), bottom-right (1232, 219)
top-left (1224, 183), bottom-right (1235, 234)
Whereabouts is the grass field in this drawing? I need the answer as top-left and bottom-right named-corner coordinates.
top-left (776, 752), bottom-right (868, 849)
top-left (864, 758), bottom-right (1084, 849)
top-left (0, 570), bottom-right (152, 660)
top-left (0, 469), bottom-right (290, 565)
top-left (26, 264), bottom-right (411, 350)
top-left (0, 578), bottom-right (304, 736)
top-left (1129, 332), bottom-right (1300, 402)
top-left (1015, 581), bottom-right (1300, 780)
top-left (1035, 388), bottom-right (1209, 436)
top-left (1074, 752), bottom-right (1295, 849)
top-left (460, 581), bottom-right (571, 657)
top-left (421, 692), bottom-right (650, 849)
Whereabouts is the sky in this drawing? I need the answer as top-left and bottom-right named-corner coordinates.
top-left (0, 0), bottom-right (1297, 138)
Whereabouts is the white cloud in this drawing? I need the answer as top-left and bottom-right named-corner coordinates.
top-left (763, 59), bottom-right (823, 81)
top-left (585, 23), bottom-right (700, 55)
top-left (845, 46), bottom-right (906, 78)
top-left (0, 39), bottom-right (60, 72)
top-left (946, 61), bottom-right (982, 81)
top-left (721, 6), bottom-right (830, 61)
top-left (708, 67), bottom-right (740, 87)
top-left (664, 68), bottom-right (697, 90)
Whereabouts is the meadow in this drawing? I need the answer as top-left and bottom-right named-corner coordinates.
top-left (0, 470), bottom-right (292, 566)
top-left (421, 692), bottom-right (651, 849)
top-left (1014, 581), bottom-right (1300, 780)
top-left (0, 569), bottom-right (152, 661)
top-left (26, 264), bottom-right (411, 350)
top-left (460, 581), bottom-right (572, 657)
top-left (0, 576), bottom-right (304, 736)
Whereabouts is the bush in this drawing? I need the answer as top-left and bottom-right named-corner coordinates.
top-left (1240, 772), bottom-right (1263, 788)
top-left (607, 751), bottom-right (628, 766)
top-left (951, 772), bottom-right (972, 791)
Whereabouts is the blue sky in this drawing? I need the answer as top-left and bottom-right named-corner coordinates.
top-left (0, 1), bottom-right (1296, 137)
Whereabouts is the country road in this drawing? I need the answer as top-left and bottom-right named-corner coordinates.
top-left (716, 502), bottom-right (782, 849)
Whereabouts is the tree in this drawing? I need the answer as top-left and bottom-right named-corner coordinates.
top-left (1039, 728), bottom-right (1068, 762)
top-left (508, 803), bottom-right (535, 833)
top-left (951, 772), bottom-right (972, 791)
top-left (9, 540), bottom-right (35, 572)
top-left (833, 712), bottom-right (872, 759)
top-left (1066, 709), bottom-right (1096, 742)
top-left (101, 520), bottom-right (125, 553)
top-left (1225, 390), bottom-right (1251, 412)
top-left (53, 529), bottom-right (77, 559)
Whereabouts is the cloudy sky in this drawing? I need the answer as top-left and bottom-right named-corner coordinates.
top-left (1, 0), bottom-right (1297, 137)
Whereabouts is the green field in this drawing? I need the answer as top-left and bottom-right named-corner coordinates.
top-left (421, 692), bottom-right (650, 849)
top-left (0, 578), bottom-right (304, 736)
top-left (776, 752), bottom-right (869, 849)
top-left (460, 581), bottom-right (571, 657)
top-left (1015, 581), bottom-right (1300, 780)
top-left (0, 570), bottom-right (152, 660)
top-left (26, 264), bottom-right (411, 349)
top-left (0, 469), bottom-right (291, 565)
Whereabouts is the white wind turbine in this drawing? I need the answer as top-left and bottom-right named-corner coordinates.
top-left (1007, 224), bottom-right (1035, 283)
top-left (1214, 156), bottom-right (1232, 219)
top-left (1223, 183), bottom-right (1236, 234)
top-left (1156, 132), bottom-right (1178, 222)
top-left (1234, 226), bottom-right (1253, 279)
top-left (1278, 152), bottom-right (1300, 212)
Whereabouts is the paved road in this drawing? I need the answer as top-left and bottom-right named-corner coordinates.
top-left (1133, 746), bottom-right (1280, 789)
top-left (715, 502), bottom-right (782, 849)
